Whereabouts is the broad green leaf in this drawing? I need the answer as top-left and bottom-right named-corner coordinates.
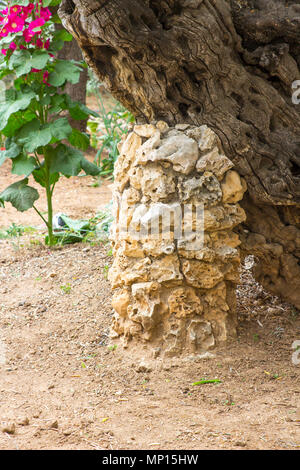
top-left (40, 95), bottom-right (51, 106)
top-left (48, 60), bottom-right (81, 87)
top-left (31, 50), bottom-right (51, 70)
top-left (17, 118), bottom-right (72, 152)
top-left (68, 129), bottom-right (90, 150)
top-left (45, 118), bottom-right (72, 141)
top-left (50, 38), bottom-right (64, 51)
top-left (11, 154), bottom-right (37, 176)
top-left (48, 94), bottom-right (66, 114)
top-left (4, 140), bottom-right (21, 159)
top-left (9, 50), bottom-right (51, 78)
top-left (49, 144), bottom-right (83, 176)
top-left (1, 109), bottom-right (36, 137)
top-left (0, 178), bottom-right (39, 212)
top-left (65, 95), bottom-right (99, 119)
top-left (33, 167), bottom-right (60, 188)
top-left (17, 119), bottom-right (52, 152)
top-left (0, 89), bottom-right (35, 130)
top-left (14, 0), bottom-right (31, 5)
top-left (53, 29), bottom-right (73, 42)
top-left (81, 157), bottom-right (101, 176)
top-left (9, 50), bottom-right (32, 77)
top-left (59, 214), bottom-right (91, 232)
top-left (42, 0), bottom-right (61, 6)
top-left (50, 13), bottom-right (62, 24)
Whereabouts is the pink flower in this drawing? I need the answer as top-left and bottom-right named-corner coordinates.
top-left (40, 8), bottom-right (51, 22)
top-left (0, 26), bottom-right (8, 38)
top-left (9, 41), bottom-right (17, 51)
top-left (44, 38), bottom-right (50, 50)
top-left (28, 17), bottom-right (45, 33)
top-left (36, 38), bottom-right (43, 48)
top-left (43, 71), bottom-right (50, 86)
top-left (23, 3), bottom-right (34, 16)
top-left (1, 48), bottom-right (7, 55)
top-left (31, 68), bottom-right (41, 73)
top-left (6, 14), bottom-right (24, 33)
top-left (23, 27), bottom-right (34, 42)
top-left (10, 6), bottom-right (21, 15)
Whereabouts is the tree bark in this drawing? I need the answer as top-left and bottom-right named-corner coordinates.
top-left (58, 0), bottom-right (300, 309)
top-left (56, 23), bottom-right (88, 132)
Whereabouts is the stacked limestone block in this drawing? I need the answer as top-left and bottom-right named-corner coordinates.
top-left (108, 122), bottom-right (247, 357)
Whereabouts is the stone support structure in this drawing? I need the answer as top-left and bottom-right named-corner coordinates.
top-left (109, 122), bottom-right (247, 357)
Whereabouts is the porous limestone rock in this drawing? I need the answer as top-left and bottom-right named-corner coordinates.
top-left (221, 170), bottom-right (247, 203)
top-left (196, 147), bottom-right (234, 180)
top-left (140, 165), bottom-right (176, 202)
top-left (109, 122), bottom-right (247, 357)
top-left (178, 171), bottom-right (222, 206)
top-left (142, 133), bottom-right (199, 174)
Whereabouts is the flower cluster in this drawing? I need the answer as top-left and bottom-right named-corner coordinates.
top-left (0, 2), bottom-right (51, 51)
top-left (0, 2), bottom-right (52, 84)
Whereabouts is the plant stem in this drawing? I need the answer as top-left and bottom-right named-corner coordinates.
top-left (32, 205), bottom-right (48, 227)
top-left (44, 147), bottom-right (54, 246)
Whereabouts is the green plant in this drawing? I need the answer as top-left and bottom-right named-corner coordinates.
top-left (60, 283), bottom-right (71, 294)
top-left (103, 264), bottom-right (109, 279)
top-left (0, 222), bottom-right (24, 238)
top-left (0, 1), bottom-right (101, 246)
top-left (192, 379), bottom-right (222, 386)
top-left (47, 204), bottom-right (113, 245)
top-left (87, 77), bottom-right (134, 178)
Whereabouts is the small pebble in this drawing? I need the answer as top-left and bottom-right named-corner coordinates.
top-left (2, 423), bottom-right (16, 434)
top-left (234, 441), bottom-right (246, 447)
top-left (17, 417), bottom-right (29, 426)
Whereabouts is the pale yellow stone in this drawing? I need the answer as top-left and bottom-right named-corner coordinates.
top-left (178, 171), bottom-right (222, 206)
top-left (123, 187), bottom-right (141, 205)
top-left (143, 239), bottom-right (175, 257)
top-left (186, 125), bottom-right (219, 152)
top-left (146, 134), bottom-right (199, 174)
top-left (196, 147), bottom-right (234, 180)
top-left (114, 132), bottom-right (142, 191)
top-left (150, 255), bottom-right (183, 284)
top-left (129, 166), bottom-right (144, 190)
top-left (134, 124), bottom-right (157, 138)
top-left (112, 290), bottom-right (130, 318)
top-left (140, 165), bottom-right (176, 202)
top-left (221, 170), bottom-right (247, 203)
top-left (182, 260), bottom-right (224, 289)
top-left (204, 204), bottom-right (246, 231)
top-left (114, 240), bottom-right (144, 258)
top-left (168, 287), bottom-right (203, 318)
top-left (136, 130), bottom-right (161, 163)
top-left (156, 121), bottom-right (169, 133)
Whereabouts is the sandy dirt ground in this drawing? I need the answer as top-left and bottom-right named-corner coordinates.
top-left (0, 154), bottom-right (299, 451)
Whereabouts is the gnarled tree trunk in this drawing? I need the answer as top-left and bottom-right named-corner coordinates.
top-left (58, 1), bottom-right (300, 329)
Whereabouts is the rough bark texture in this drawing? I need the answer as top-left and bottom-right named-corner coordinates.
top-left (108, 121), bottom-right (247, 356)
top-left (56, 24), bottom-right (88, 132)
top-left (59, 0), bottom-right (300, 309)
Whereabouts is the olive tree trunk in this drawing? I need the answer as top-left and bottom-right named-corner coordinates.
top-left (58, 0), bottom-right (300, 350)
